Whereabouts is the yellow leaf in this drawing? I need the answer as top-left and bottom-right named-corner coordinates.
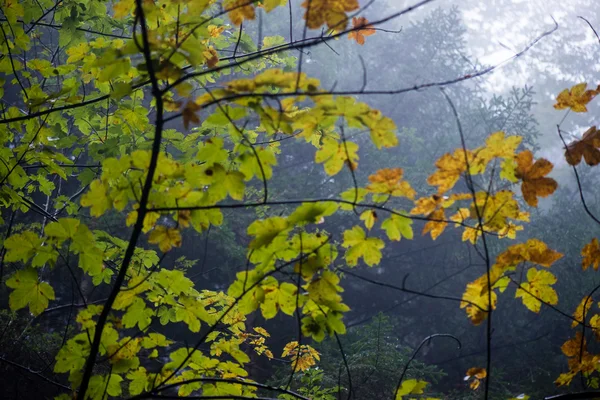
top-left (428, 149), bottom-right (475, 194)
top-left (554, 83), bottom-right (600, 113)
top-left (515, 268), bottom-right (558, 313)
top-left (395, 379), bottom-right (428, 400)
top-left (461, 276), bottom-right (495, 325)
top-left (572, 295), bottom-right (594, 328)
top-left (225, 0), bottom-right (256, 25)
top-left (471, 131), bottom-right (522, 174)
top-left (302, 0), bottom-right (359, 30)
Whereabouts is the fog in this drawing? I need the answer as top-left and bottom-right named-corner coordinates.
top-left (2, 0), bottom-right (600, 399)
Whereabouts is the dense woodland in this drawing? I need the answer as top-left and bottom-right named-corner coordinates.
top-left (1, 0), bottom-right (600, 399)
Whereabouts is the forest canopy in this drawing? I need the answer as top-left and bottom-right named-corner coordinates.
top-left (1, 0), bottom-right (600, 399)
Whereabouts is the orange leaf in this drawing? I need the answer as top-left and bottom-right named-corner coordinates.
top-left (348, 17), bottom-right (375, 45)
top-left (582, 238), bottom-right (600, 271)
top-left (422, 208), bottom-right (447, 240)
top-left (366, 168), bottom-right (415, 198)
top-left (561, 332), bottom-right (585, 357)
top-left (515, 150), bottom-right (557, 207)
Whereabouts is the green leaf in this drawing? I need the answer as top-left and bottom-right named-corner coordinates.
top-left (80, 180), bottom-right (111, 217)
top-left (396, 379), bottom-right (428, 399)
top-left (122, 297), bottom-right (154, 330)
top-left (6, 268), bottom-right (55, 315)
top-left (261, 280), bottom-right (299, 319)
top-left (4, 231), bottom-right (43, 263)
top-left (342, 226), bottom-right (385, 267)
top-left (288, 202), bottom-right (338, 225)
top-left (247, 217), bottom-right (289, 249)
top-left (381, 213), bottom-right (413, 241)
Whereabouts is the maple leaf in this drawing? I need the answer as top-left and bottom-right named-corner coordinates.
top-left (282, 341), bottom-right (320, 372)
top-left (226, 0), bottom-right (256, 25)
top-left (342, 226), bottom-right (384, 267)
top-left (203, 47), bottom-right (219, 68)
top-left (515, 268), bottom-right (558, 313)
top-left (471, 131), bottom-right (522, 174)
top-left (554, 83), bottom-right (600, 113)
top-left (315, 136), bottom-right (359, 175)
top-left (461, 276), bottom-right (496, 325)
top-left (302, 0), bottom-right (359, 30)
top-left (348, 17), bottom-right (375, 45)
top-left (561, 332), bottom-right (585, 358)
top-left (565, 126), bottom-right (600, 166)
top-left (360, 210), bottom-right (377, 230)
top-left (465, 367), bottom-right (487, 390)
top-left (80, 180), bottom-right (111, 217)
top-left (428, 149), bottom-right (475, 194)
top-left (182, 101), bottom-right (202, 130)
top-left (422, 208), bottom-right (447, 240)
top-left (381, 213), bottom-right (413, 241)
top-left (366, 168), bottom-right (416, 199)
top-left (6, 268), bottom-right (55, 316)
top-left (514, 150), bottom-right (557, 207)
top-left (395, 379), bottom-right (427, 400)
top-left (572, 295), bottom-right (594, 328)
top-left (495, 238), bottom-right (562, 271)
top-left (582, 238), bottom-right (600, 271)
top-left (148, 226), bottom-right (182, 252)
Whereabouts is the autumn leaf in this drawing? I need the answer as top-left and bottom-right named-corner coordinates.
top-left (572, 295), bottom-right (594, 328)
top-left (465, 367), bottom-right (486, 390)
top-left (348, 17), bottom-right (375, 45)
top-left (564, 126), bottom-right (600, 166)
top-left (422, 208), bottom-right (447, 240)
top-left (302, 0), bottom-right (359, 30)
top-left (561, 332), bottom-right (585, 358)
top-left (366, 168), bottom-right (415, 199)
top-left (182, 101), bottom-right (202, 130)
top-left (282, 341), bottom-right (320, 372)
top-left (148, 226), bottom-right (182, 252)
top-left (515, 268), bottom-right (558, 313)
top-left (515, 150), bottom-right (557, 207)
top-left (471, 131), bottom-right (522, 174)
top-left (461, 276), bottom-right (496, 325)
top-left (554, 83), bottom-right (600, 113)
top-left (495, 238), bottom-right (563, 270)
top-left (203, 47), bottom-right (219, 68)
top-left (582, 238), bottom-right (600, 271)
top-left (428, 149), bottom-right (475, 194)
top-left (226, 0), bottom-right (256, 25)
